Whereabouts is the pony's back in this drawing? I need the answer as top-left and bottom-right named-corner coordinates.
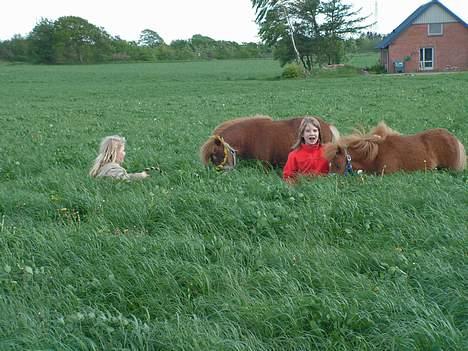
top-left (343, 124), bottom-right (466, 173)
top-left (213, 115), bottom-right (272, 135)
top-left (219, 116), bottom-right (299, 165)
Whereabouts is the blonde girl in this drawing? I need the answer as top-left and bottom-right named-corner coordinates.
top-left (89, 135), bottom-right (149, 180)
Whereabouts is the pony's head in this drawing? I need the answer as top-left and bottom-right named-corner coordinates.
top-left (200, 135), bottom-right (237, 171)
top-left (324, 122), bottom-right (397, 174)
top-left (323, 134), bottom-right (383, 174)
top-left (323, 143), bottom-right (354, 175)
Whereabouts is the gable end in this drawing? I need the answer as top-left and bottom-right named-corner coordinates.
top-left (376, 0), bottom-right (467, 49)
top-left (414, 3), bottom-right (458, 24)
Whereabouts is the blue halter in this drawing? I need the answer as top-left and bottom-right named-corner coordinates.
top-left (344, 149), bottom-right (354, 176)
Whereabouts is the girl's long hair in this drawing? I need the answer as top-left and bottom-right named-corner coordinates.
top-left (89, 135), bottom-right (125, 177)
top-left (291, 117), bottom-right (322, 150)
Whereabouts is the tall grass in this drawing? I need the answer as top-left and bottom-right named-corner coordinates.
top-left (0, 59), bottom-right (467, 350)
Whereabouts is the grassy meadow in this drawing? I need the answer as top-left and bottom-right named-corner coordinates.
top-left (0, 59), bottom-right (467, 350)
top-left (344, 52), bottom-right (380, 68)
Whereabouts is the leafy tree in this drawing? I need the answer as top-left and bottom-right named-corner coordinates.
top-left (319, 0), bottom-right (369, 64)
top-left (28, 18), bottom-right (56, 63)
top-left (138, 29), bottom-right (165, 47)
top-left (252, 0), bottom-right (370, 70)
top-left (253, 0), bottom-right (306, 65)
top-left (352, 32), bottom-right (384, 53)
top-left (110, 36), bottom-right (141, 61)
top-left (154, 44), bottom-right (177, 60)
top-left (170, 39), bottom-right (195, 60)
top-left (0, 35), bottom-right (30, 62)
top-left (53, 16), bottom-right (112, 63)
top-left (190, 35), bottom-right (219, 59)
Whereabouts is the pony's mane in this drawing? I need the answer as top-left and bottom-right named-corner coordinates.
top-left (369, 122), bottom-right (400, 138)
top-left (338, 122), bottom-right (400, 161)
top-left (213, 115), bottom-right (272, 134)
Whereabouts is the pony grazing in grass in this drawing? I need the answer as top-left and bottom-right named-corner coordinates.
top-left (323, 122), bottom-right (466, 175)
top-left (200, 115), bottom-right (340, 170)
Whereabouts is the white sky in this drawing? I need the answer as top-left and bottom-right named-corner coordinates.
top-left (1, 0), bottom-right (467, 43)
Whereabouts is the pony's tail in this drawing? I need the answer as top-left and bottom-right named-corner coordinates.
top-left (455, 139), bottom-right (466, 171)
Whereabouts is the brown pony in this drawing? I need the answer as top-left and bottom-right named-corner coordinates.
top-left (323, 122), bottom-right (466, 175)
top-left (200, 115), bottom-right (340, 170)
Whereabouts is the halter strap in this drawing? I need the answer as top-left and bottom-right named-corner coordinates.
top-left (212, 135), bottom-right (237, 170)
top-left (343, 148), bottom-right (353, 176)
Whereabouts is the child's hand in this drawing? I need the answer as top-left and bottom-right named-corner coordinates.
top-left (144, 166), bottom-right (162, 173)
top-left (140, 171), bottom-right (150, 178)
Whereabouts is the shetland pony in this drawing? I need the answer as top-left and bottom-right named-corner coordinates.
top-left (323, 122), bottom-right (466, 175)
top-left (200, 115), bottom-right (340, 170)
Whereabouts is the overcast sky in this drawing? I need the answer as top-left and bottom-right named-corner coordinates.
top-left (1, 0), bottom-right (467, 43)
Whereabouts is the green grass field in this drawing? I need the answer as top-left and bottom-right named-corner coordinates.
top-left (344, 52), bottom-right (380, 68)
top-left (0, 59), bottom-right (467, 350)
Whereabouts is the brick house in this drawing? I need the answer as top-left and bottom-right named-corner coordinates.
top-left (377, 0), bottom-right (468, 73)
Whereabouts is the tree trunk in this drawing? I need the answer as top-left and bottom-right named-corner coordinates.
top-left (282, 6), bottom-right (308, 75)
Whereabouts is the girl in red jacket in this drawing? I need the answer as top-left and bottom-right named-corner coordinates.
top-left (283, 117), bottom-right (329, 183)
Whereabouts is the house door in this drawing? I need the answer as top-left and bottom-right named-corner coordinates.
top-left (419, 48), bottom-right (434, 70)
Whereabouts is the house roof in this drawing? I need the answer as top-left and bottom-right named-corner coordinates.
top-left (376, 0), bottom-right (468, 49)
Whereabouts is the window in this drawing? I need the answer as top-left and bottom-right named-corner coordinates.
top-left (428, 23), bottom-right (443, 36)
top-left (419, 48), bottom-right (434, 70)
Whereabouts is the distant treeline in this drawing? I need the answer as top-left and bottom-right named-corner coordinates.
top-left (0, 16), bottom-right (382, 65)
top-left (0, 16), bottom-right (272, 64)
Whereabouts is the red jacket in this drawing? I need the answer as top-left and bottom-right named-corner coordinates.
top-left (283, 144), bottom-right (329, 180)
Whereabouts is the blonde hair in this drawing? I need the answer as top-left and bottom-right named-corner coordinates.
top-left (89, 135), bottom-right (126, 177)
top-left (291, 117), bottom-right (322, 149)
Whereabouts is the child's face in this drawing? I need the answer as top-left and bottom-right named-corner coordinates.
top-left (302, 124), bottom-right (320, 145)
top-left (116, 144), bottom-right (126, 163)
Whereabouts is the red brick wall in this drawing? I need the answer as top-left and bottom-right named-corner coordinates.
top-left (385, 22), bottom-right (468, 73)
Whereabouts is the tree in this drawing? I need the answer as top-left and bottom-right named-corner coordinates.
top-left (169, 40), bottom-right (195, 60)
top-left (251, 0), bottom-right (370, 70)
top-left (189, 35), bottom-right (217, 58)
top-left (253, 0), bottom-right (307, 65)
top-left (138, 29), bottom-right (165, 47)
top-left (0, 34), bottom-right (30, 62)
top-left (28, 18), bottom-right (56, 63)
top-left (319, 0), bottom-right (370, 64)
top-left (53, 16), bottom-right (112, 63)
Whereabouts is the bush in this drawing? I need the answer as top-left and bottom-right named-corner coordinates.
top-left (367, 63), bottom-right (386, 74)
top-left (281, 63), bottom-right (305, 79)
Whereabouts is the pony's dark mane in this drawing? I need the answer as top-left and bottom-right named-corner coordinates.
top-left (213, 115), bottom-right (272, 134)
top-left (338, 122), bottom-right (400, 161)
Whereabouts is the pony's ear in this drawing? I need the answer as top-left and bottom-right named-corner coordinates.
top-left (214, 138), bottom-right (222, 146)
top-left (322, 143), bottom-right (338, 161)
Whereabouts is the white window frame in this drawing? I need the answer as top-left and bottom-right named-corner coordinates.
top-left (419, 47), bottom-right (434, 70)
top-left (428, 23), bottom-right (443, 36)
